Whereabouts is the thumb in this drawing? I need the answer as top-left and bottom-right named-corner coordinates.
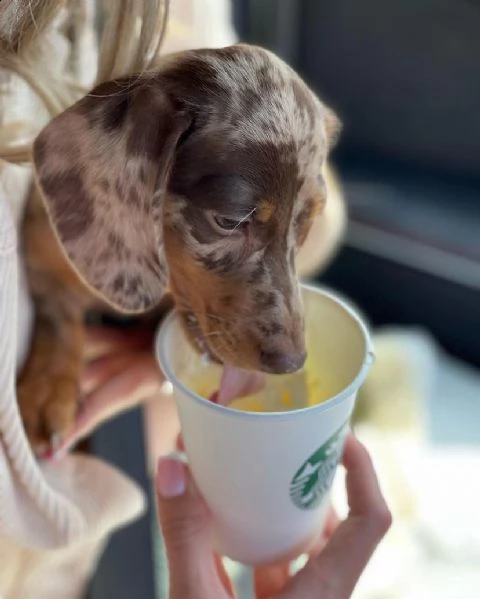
top-left (155, 456), bottom-right (225, 598)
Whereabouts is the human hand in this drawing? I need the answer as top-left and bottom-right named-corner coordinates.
top-left (156, 433), bottom-right (392, 598)
top-left (57, 324), bottom-right (164, 455)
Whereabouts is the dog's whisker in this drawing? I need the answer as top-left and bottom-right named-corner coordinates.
top-left (202, 331), bottom-right (224, 339)
top-left (204, 313), bottom-right (229, 323)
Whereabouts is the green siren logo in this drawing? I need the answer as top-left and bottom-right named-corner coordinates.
top-left (290, 423), bottom-right (348, 510)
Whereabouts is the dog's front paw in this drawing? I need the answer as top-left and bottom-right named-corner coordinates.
top-left (17, 371), bottom-right (80, 455)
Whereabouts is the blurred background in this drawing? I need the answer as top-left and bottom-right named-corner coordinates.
top-left (88, 2), bottom-right (480, 598)
top-left (233, 0), bottom-right (480, 369)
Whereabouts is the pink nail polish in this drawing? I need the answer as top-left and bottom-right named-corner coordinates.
top-left (157, 457), bottom-right (186, 498)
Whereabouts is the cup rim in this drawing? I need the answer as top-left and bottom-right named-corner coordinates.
top-left (155, 283), bottom-right (375, 421)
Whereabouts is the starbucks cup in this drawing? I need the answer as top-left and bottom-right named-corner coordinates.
top-left (156, 284), bottom-right (374, 566)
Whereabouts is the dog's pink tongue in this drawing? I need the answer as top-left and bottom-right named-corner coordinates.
top-left (216, 365), bottom-right (266, 406)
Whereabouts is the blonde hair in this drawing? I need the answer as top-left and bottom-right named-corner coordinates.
top-left (0, 0), bottom-right (169, 164)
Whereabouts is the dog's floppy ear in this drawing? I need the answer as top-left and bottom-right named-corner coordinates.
top-left (33, 76), bottom-right (191, 313)
top-left (324, 107), bottom-right (342, 150)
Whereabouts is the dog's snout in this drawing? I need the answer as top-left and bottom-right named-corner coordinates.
top-left (259, 350), bottom-right (306, 374)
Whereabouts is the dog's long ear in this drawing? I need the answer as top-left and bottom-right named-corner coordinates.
top-left (33, 76), bottom-right (191, 313)
top-left (324, 107), bottom-right (342, 150)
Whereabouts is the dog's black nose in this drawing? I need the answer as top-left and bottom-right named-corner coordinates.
top-left (259, 350), bottom-right (306, 374)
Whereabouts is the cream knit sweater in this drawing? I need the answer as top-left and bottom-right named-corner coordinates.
top-left (0, 165), bottom-right (146, 598)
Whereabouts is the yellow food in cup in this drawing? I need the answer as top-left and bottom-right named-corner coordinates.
top-left (230, 375), bottom-right (325, 412)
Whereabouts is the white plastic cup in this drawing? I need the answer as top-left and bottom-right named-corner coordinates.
top-left (156, 284), bottom-right (374, 566)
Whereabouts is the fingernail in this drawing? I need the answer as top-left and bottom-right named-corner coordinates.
top-left (175, 435), bottom-right (185, 451)
top-left (157, 456), bottom-right (186, 498)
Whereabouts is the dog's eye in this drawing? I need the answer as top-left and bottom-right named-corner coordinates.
top-left (214, 216), bottom-right (239, 230)
top-left (210, 213), bottom-right (250, 234)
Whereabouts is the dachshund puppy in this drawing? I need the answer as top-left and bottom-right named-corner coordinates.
top-left (18, 44), bottom-right (343, 451)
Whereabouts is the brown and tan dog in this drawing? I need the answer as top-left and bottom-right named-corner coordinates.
top-left (18, 44), bottom-right (344, 451)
